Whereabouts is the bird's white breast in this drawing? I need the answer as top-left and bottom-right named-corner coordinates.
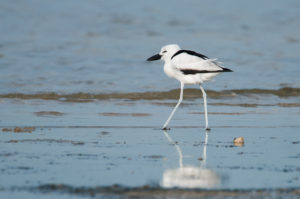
top-left (163, 62), bottom-right (177, 78)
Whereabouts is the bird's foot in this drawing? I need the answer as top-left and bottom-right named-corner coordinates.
top-left (162, 127), bottom-right (170, 131)
top-left (205, 127), bottom-right (211, 131)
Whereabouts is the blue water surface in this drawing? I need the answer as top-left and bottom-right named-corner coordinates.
top-left (0, 0), bottom-right (300, 94)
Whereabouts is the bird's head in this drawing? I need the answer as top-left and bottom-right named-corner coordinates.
top-left (147, 44), bottom-right (181, 62)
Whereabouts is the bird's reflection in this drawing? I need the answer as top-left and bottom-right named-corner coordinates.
top-left (162, 130), bottom-right (220, 189)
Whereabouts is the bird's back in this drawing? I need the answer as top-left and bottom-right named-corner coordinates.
top-left (165, 50), bottom-right (231, 84)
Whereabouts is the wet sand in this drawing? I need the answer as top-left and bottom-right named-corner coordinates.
top-left (5, 184), bottom-right (300, 199)
top-left (0, 87), bottom-right (299, 102)
top-left (1, 94), bottom-right (300, 198)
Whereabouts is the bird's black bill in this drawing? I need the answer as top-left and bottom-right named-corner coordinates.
top-left (147, 54), bottom-right (161, 61)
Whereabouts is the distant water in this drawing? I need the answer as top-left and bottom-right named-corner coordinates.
top-left (0, 0), bottom-right (300, 94)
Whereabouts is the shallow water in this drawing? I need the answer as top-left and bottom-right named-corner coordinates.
top-left (1, 0), bottom-right (300, 198)
top-left (1, 99), bottom-right (300, 194)
top-left (0, 0), bottom-right (300, 94)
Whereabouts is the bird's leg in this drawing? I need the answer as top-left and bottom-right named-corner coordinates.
top-left (200, 130), bottom-right (209, 168)
top-left (200, 85), bottom-right (210, 130)
top-left (162, 82), bottom-right (184, 130)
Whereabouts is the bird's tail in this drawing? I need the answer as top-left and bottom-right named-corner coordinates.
top-left (221, 67), bottom-right (233, 72)
top-left (210, 59), bottom-right (233, 72)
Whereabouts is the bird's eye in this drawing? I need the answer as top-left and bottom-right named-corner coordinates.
top-left (162, 50), bottom-right (167, 53)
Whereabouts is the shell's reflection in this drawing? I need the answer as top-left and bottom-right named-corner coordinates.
top-left (162, 131), bottom-right (220, 189)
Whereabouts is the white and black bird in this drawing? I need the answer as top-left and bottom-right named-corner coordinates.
top-left (147, 44), bottom-right (232, 130)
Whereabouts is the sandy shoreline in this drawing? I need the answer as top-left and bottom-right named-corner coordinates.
top-left (2, 184), bottom-right (297, 199)
top-left (0, 87), bottom-right (299, 102)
